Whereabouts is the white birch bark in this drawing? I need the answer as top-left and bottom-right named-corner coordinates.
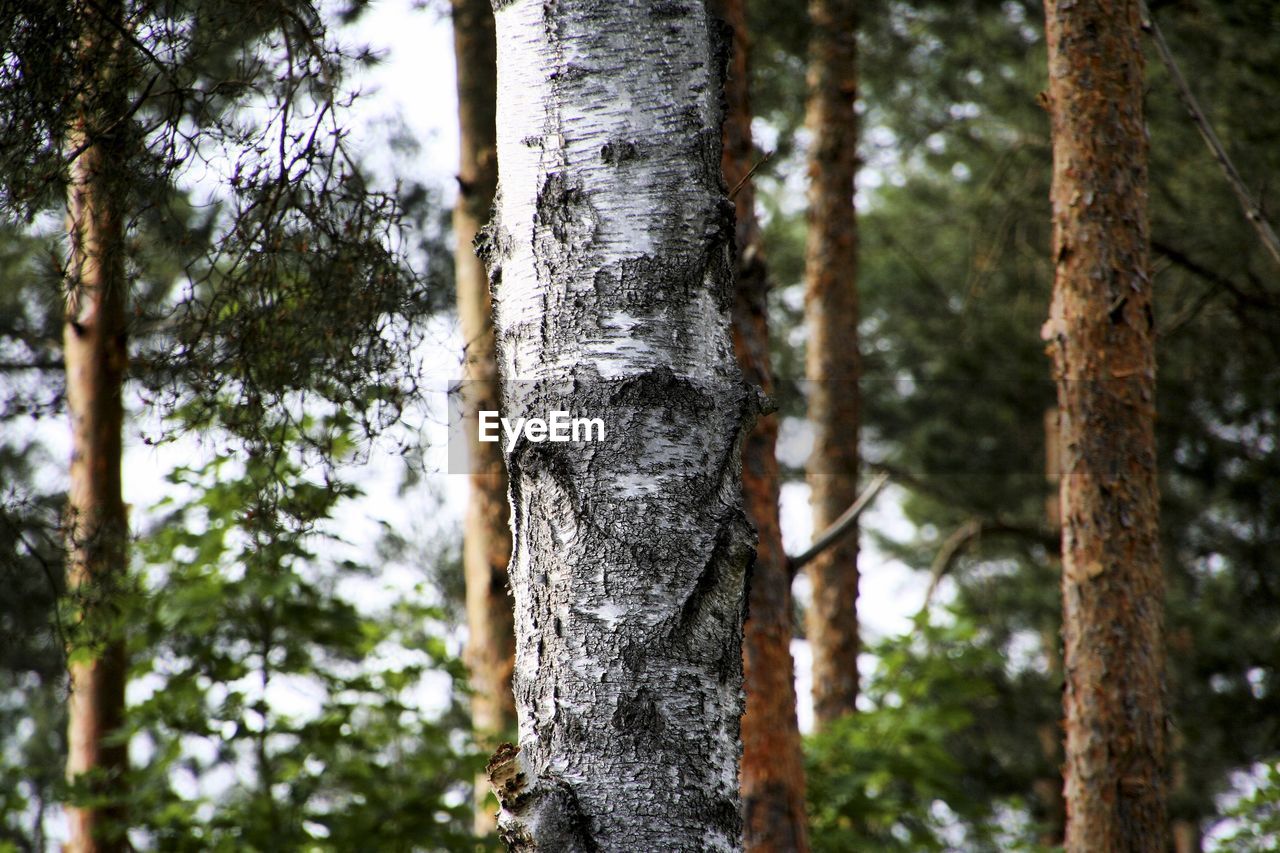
top-left (481, 2), bottom-right (755, 849)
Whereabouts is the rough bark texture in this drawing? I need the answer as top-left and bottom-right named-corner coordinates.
top-left (484, 2), bottom-right (753, 849)
top-left (453, 0), bottom-right (517, 835)
top-left (63, 1), bottom-right (130, 850)
top-left (803, 0), bottom-right (862, 727)
top-left (1042, 1), bottom-right (1168, 849)
top-left (720, 0), bottom-right (810, 849)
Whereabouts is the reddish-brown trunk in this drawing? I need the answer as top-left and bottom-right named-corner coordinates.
top-left (1043, 1), bottom-right (1168, 849)
top-left (804, 0), bottom-right (862, 727)
top-left (63, 1), bottom-right (130, 850)
top-left (1171, 819), bottom-right (1200, 853)
top-left (719, 1), bottom-right (811, 850)
top-left (452, 0), bottom-right (515, 835)
top-left (1036, 408), bottom-right (1066, 847)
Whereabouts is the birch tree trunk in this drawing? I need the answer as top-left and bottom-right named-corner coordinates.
top-left (63, 0), bottom-right (130, 849)
top-left (1042, 1), bottom-right (1167, 849)
top-left (452, 0), bottom-right (516, 835)
top-left (804, 0), bottom-right (863, 727)
top-left (482, 2), bottom-right (754, 849)
top-left (720, 0), bottom-right (810, 849)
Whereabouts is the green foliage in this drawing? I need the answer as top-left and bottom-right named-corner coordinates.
top-left (1216, 764), bottom-right (1280, 852)
top-left (806, 615), bottom-right (1046, 852)
top-left (0, 441), bottom-right (67, 850)
top-left (0, 1), bottom-right (457, 845)
top-left (126, 417), bottom-right (481, 851)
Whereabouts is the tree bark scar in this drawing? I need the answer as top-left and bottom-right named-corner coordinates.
top-left (488, 744), bottom-right (598, 852)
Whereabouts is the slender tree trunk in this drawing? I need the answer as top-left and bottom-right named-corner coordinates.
top-left (1169, 729), bottom-right (1199, 853)
top-left (1035, 407), bottom-right (1066, 847)
top-left (482, 2), bottom-right (753, 849)
top-left (452, 0), bottom-right (516, 835)
top-left (804, 0), bottom-right (862, 727)
top-left (63, 1), bottom-right (130, 850)
top-left (720, 1), bottom-right (810, 849)
top-left (1171, 818), bottom-right (1200, 853)
top-left (1042, 1), bottom-right (1167, 849)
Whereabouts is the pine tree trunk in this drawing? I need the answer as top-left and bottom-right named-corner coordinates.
top-left (63, 0), bottom-right (130, 849)
top-left (483, 2), bottom-right (754, 849)
top-left (1042, 1), bottom-right (1168, 849)
top-left (721, 0), bottom-right (810, 849)
top-left (452, 0), bottom-right (516, 835)
top-left (804, 0), bottom-right (862, 727)
top-left (1171, 819), bottom-right (1200, 853)
top-left (1036, 407), bottom-right (1066, 847)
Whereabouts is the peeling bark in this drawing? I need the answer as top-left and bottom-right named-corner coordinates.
top-left (720, 0), bottom-right (810, 849)
top-left (63, 0), bottom-right (130, 850)
top-left (804, 0), bottom-right (862, 727)
top-left (485, 2), bottom-right (753, 849)
top-left (452, 0), bottom-right (517, 835)
top-left (1042, 1), bottom-right (1168, 849)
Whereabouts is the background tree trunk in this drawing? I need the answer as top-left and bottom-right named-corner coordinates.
top-left (451, 0), bottom-right (516, 835)
top-left (804, 0), bottom-right (863, 727)
top-left (1033, 407), bottom-right (1066, 847)
top-left (1042, 1), bottom-right (1167, 849)
top-left (721, 0), bottom-right (811, 850)
top-left (483, 2), bottom-right (753, 849)
top-left (63, 0), bottom-right (130, 850)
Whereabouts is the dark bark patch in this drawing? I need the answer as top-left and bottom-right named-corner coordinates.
top-left (599, 139), bottom-right (639, 164)
top-left (1109, 295), bottom-right (1128, 325)
top-left (549, 62), bottom-right (589, 84)
top-left (611, 687), bottom-right (666, 746)
top-left (651, 1), bottom-right (690, 18)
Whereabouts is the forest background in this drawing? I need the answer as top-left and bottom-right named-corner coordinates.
top-left (1, 0), bottom-right (1277, 850)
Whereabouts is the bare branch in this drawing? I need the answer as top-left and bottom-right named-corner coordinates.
top-left (788, 471), bottom-right (889, 574)
top-left (923, 519), bottom-right (983, 608)
top-left (728, 150), bottom-right (773, 200)
top-left (920, 518), bottom-right (1060, 611)
top-left (0, 360), bottom-right (63, 371)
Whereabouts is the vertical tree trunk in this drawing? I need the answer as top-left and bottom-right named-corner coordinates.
top-left (1042, 1), bottom-right (1167, 849)
top-left (452, 0), bottom-right (516, 835)
top-left (721, 0), bottom-right (810, 850)
top-left (63, 1), bottom-right (130, 850)
top-left (483, 2), bottom-right (754, 849)
top-left (1171, 817), bottom-right (1200, 853)
top-left (804, 0), bottom-right (862, 727)
top-left (1033, 407), bottom-right (1066, 848)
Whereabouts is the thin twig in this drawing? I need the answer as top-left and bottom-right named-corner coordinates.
top-left (788, 471), bottom-right (890, 574)
top-left (922, 519), bottom-right (984, 609)
top-left (919, 518), bottom-right (1061, 611)
top-left (1141, 3), bottom-right (1280, 271)
top-left (0, 360), bottom-right (64, 371)
top-left (728, 151), bottom-right (773, 200)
